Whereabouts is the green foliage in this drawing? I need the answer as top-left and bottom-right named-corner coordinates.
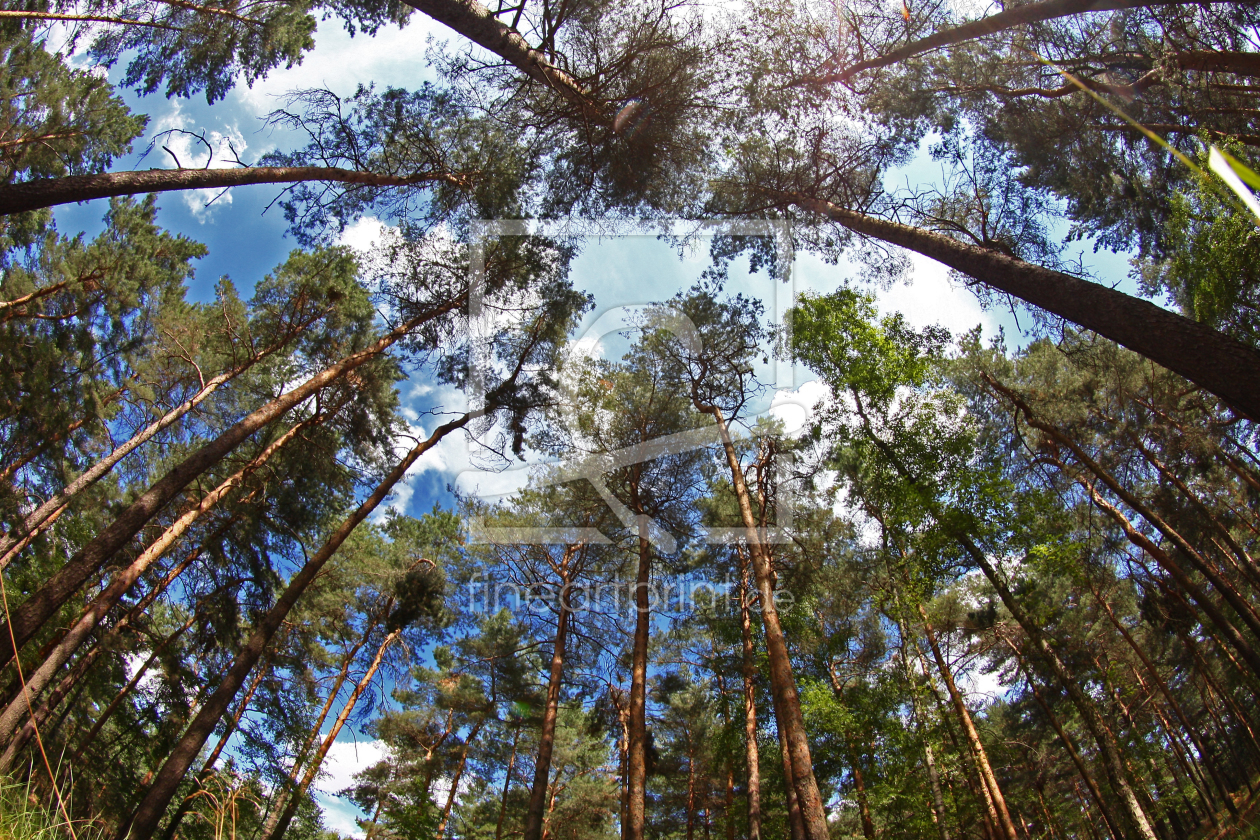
top-left (1140, 151), bottom-right (1260, 346)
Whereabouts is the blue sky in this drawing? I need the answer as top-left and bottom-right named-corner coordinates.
top-left (46, 13), bottom-right (1144, 833)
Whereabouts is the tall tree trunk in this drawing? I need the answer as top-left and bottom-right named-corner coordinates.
top-left (155, 663), bottom-right (272, 840)
top-left (398, 0), bottom-right (600, 119)
top-left (625, 509), bottom-right (652, 840)
top-left (116, 413), bottom-right (469, 840)
top-left (0, 308), bottom-right (326, 571)
top-left (0, 302), bottom-right (462, 669)
top-left (698, 406), bottom-right (829, 840)
top-left (686, 733), bottom-right (698, 840)
top-left (735, 546), bottom-right (763, 840)
top-left (0, 410), bottom-right (321, 746)
top-left (1001, 636), bottom-right (1126, 840)
top-left (919, 606), bottom-right (1019, 840)
top-left (819, 0), bottom-right (1231, 83)
top-left (0, 166), bottom-right (463, 217)
top-left (964, 546), bottom-right (1159, 840)
top-left (525, 570), bottom-right (573, 840)
top-left (261, 628), bottom-right (402, 840)
top-left (778, 712), bottom-right (806, 840)
top-left (788, 196), bottom-right (1260, 421)
top-left (496, 724), bottom-right (521, 840)
top-left (436, 718), bottom-right (485, 837)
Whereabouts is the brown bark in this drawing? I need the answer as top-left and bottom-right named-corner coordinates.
top-left (0, 166), bottom-right (466, 217)
top-left (398, 0), bottom-right (602, 120)
top-left (117, 412), bottom-right (469, 840)
top-left (624, 526), bottom-right (651, 840)
top-left (919, 606), bottom-right (1019, 840)
top-left (496, 724), bottom-right (521, 840)
top-left (437, 717), bottom-right (485, 837)
top-left (821, 0), bottom-right (1231, 83)
top-left (1001, 636), bottom-right (1126, 840)
top-left (778, 709), bottom-right (806, 840)
top-left (525, 562), bottom-right (574, 840)
top-left (0, 298), bottom-right (462, 669)
top-left (786, 195), bottom-right (1260, 421)
top-left (261, 628), bottom-right (402, 840)
top-left (0, 410), bottom-right (321, 746)
top-left (697, 406), bottom-right (829, 840)
top-left (736, 546), bottom-right (763, 840)
top-left (0, 306), bottom-right (328, 571)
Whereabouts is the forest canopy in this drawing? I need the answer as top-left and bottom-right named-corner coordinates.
top-left (1, 1), bottom-right (1260, 840)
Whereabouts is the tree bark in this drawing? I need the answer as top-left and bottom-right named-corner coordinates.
top-left (0, 410), bottom-right (320, 746)
top-left (116, 412), bottom-right (469, 840)
top-left (735, 546), bottom-right (763, 840)
top-left (919, 606), bottom-right (1020, 840)
top-left (525, 566), bottom-right (573, 840)
top-left (0, 167), bottom-right (464, 217)
top-left (8, 614), bottom-right (198, 773)
top-left (261, 628), bottom-right (402, 840)
top-left (789, 195), bottom-right (1260, 421)
top-left (624, 526), bottom-right (652, 840)
top-left (821, 0), bottom-right (1234, 83)
top-left (0, 298), bottom-right (461, 669)
top-left (698, 405), bottom-right (830, 840)
top-left (397, 0), bottom-right (602, 120)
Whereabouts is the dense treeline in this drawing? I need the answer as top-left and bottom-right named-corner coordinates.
top-left (1, 0), bottom-right (1259, 838)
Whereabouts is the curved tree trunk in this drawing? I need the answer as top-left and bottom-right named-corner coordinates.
top-left (0, 410), bottom-right (324, 748)
top-left (116, 413), bottom-right (469, 840)
top-left (791, 195), bottom-right (1260, 421)
top-left (919, 607), bottom-right (1020, 840)
top-left (0, 298), bottom-right (462, 669)
top-left (821, 0), bottom-right (1232, 83)
top-left (0, 305), bottom-right (328, 571)
top-left (524, 568), bottom-right (573, 840)
top-left (0, 167), bottom-right (462, 217)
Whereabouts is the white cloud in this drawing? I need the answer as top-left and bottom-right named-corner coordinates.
top-left (314, 792), bottom-right (369, 839)
top-left (316, 738), bottom-right (388, 796)
top-left (148, 100), bottom-right (249, 220)
top-left (769, 380), bottom-right (827, 436)
top-left (233, 16), bottom-right (447, 119)
top-left (873, 253), bottom-right (994, 339)
top-left (338, 217), bottom-right (390, 255)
